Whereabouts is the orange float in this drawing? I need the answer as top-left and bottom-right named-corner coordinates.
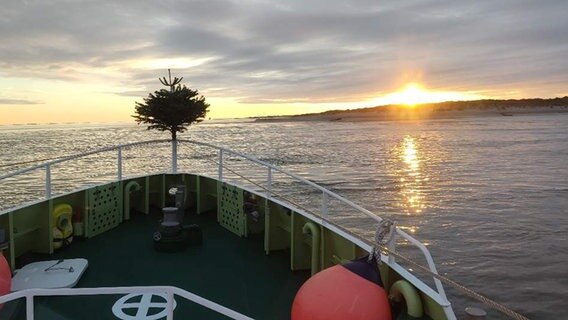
top-left (291, 258), bottom-right (391, 320)
top-left (0, 254), bottom-right (11, 310)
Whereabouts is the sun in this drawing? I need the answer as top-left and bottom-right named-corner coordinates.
top-left (366, 83), bottom-right (485, 109)
top-left (394, 83), bottom-right (428, 107)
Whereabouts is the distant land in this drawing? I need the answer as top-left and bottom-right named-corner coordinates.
top-left (255, 97), bottom-right (568, 122)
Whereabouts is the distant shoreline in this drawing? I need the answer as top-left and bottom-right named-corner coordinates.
top-left (254, 97), bottom-right (568, 123)
top-left (254, 107), bottom-right (568, 123)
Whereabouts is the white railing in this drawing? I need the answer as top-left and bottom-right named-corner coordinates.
top-left (0, 285), bottom-right (253, 320)
top-left (0, 139), bottom-right (455, 319)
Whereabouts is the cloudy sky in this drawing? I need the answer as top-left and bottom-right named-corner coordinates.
top-left (1, 0), bottom-right (567, 124)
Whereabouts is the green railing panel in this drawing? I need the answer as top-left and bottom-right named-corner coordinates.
top-left (218, 182), bottom-right (245, 237)
top-left (86, 182), bottom-right (122, 238)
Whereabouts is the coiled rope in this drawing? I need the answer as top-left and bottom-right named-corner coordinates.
top-left (212, 158), bottom-right (530, 320)
top-left (368, 218), bottom-right (396, 266)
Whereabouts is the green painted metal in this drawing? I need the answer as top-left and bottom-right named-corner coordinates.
top-left (0, 212), bottom-right (14, 269)
top-left (245, 193), bottom-right (265, 235)
top-left (47, 199), bottom-right (54, 254)
top-left (263, 199), bottom-right (270, 254)
top-left (0, 173), bottom-right (445, 320)
top-left (85, 182), bottom-right (122, 238)
top-left (146, 174), bottom-right (165, 209)
top-left (264, 199), bottom-right (291, 253)
top-left (184, 174), bottom-right (198, 212)
top-left (123, 180), bottom-right (141, 221)
top-left (8, 209), bottom-right (310, 320)
top-left (390, 280), bottom-right (425, 318)
top-left (290, 211), bottom-right (312, 271)
top-left (10, 201), bottom-right (50, 259)
top-left (422, 291), bottom-right (448, 320)
top-left (302, 222), bottom-right (320, 276)
top-left (383, 264), bottom-right (447, 320)
top-left (218, 182), bottom-right (246, 237)
top-left (196, 175), bottom-right (202, 214)
top-left (197, 176), bottom-right (217, 214)
top-left (161, 174), bottom-right (166, 208)
top-left (321, 226), bottom-right (358, 269)
top-left (144, 176), bottom-right (150, 214)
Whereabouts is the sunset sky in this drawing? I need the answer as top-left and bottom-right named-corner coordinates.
top-left (1, 0), bottom-right (567, 124)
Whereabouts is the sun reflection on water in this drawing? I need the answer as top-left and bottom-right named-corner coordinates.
top-left (403, 136), bottom-right (419, 171)
top-left (398, 136), bottom-right (426, 214)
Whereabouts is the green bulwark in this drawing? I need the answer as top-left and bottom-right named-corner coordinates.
top-left (0, 173), bottom-right (446, 320)
top-left (218, 182), bottom-right (246, 237)
top-left (85, 182), bottom-right (122, 238)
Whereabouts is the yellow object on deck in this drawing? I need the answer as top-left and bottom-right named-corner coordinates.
top-left (53, 203), bottom-right (73, 249)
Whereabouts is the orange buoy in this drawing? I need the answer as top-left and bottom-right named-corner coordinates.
top-left (292, 259), bottom-right (391, 320)
top-left (0, 254), bottom-right (11, 310)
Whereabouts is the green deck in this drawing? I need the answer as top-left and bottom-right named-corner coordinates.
top-left (0, 174), bottom-right (447, 320)
top-left (5, 209), bottom-right (310, 319)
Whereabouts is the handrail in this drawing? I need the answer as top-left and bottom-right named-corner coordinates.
top-left (0, 139), bottom-right (452, 316)
top-left (177, 139), bottom-right (383, 222)
top-left (396, 228), bottom-right (448, 302)
top-left (0, 285), bottom-right (254, 320)
top-left (0, 139), bottom-right (171, 181)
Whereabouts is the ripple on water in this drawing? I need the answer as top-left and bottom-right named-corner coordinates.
top-left (1, 115), bottom-right (567, 318)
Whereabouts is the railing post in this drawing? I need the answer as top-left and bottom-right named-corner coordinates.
top-left (166, 290), bottom-right (174, 320)
top-left (218, 149), bottom-right (224, 181)
top-left (267, 167), bottom-right (272, 198)
top-left (26, 294), bottom-right (34, 320)
top-left (172, 140), bottom-right (178, 174)
top-left (117, 146), bottom-right (123, 181)
top-left (45, 164), bottom-right (51, 199)
top-left (321, 191), bottom-right (328, 218)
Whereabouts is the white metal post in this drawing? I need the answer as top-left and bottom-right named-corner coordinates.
top-left (26, 294), bottom-right (34, 320)
top-left (321, 191), bottom-right (328, 218)
top-left (172, 140), bottom-right (178, 174)
top-left (45, 164), bottom-right (51, 199)
top-left (167, 291), bottom-right (174, 320)
top-left (117, 146), bottom-right (123, 181)
top-left (218, 149), bottom-right (224, 181)
top-left (267, 167), bottom-right (272, 198)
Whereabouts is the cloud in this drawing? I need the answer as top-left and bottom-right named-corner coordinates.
top-left (0, 0), bottom-right (567, 104)
top-left (113, 90), bottom-right (151, 98)
top-left (0, 98), bottom-right (43, 105)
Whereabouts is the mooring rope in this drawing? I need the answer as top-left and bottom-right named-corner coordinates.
top-left (0, 156), bottom-right (65, 168)
top-left (212, 158), bottom-right (530, 320)
top-left (382, 247), bottom-right (529, 320)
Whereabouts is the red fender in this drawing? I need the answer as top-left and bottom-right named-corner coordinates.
top-left (292, 265), bottom-right (391, 320)
top-left (0, 254), bottom-right (11, 310)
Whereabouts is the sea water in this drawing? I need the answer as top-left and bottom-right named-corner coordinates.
top-left (0, 114), bottom-right (567, 319)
